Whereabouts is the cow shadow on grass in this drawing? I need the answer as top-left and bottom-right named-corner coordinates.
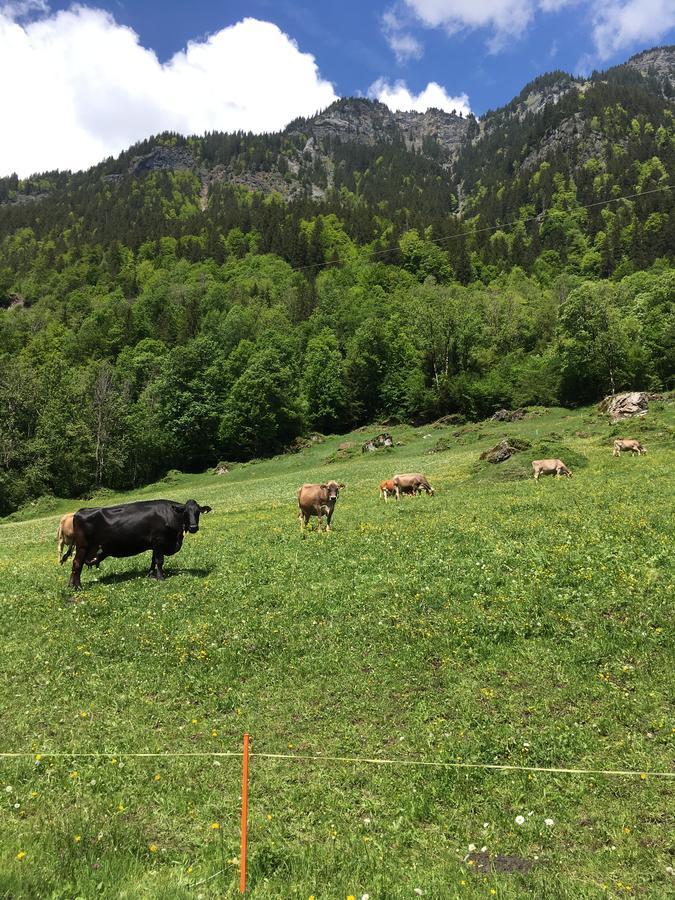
top-left (95, 565), bottom-right (214, 585)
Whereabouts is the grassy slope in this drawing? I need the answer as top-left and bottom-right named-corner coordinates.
top-left (0, 405), bottom-right (672, 899)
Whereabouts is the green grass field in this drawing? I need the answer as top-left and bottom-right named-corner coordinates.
top-left (0, 404), bottom-right (673, 899)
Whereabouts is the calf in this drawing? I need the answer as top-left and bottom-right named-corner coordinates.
top-left (379, 479), bottom-right (397, 502)
top-left (393, 472), bottom-right (434, 500)
top-left (57, 513), bottom-right (76, 564)
top-left (532, 459), bottom-right (572, 481)
top-left (613, 439), bottom-right (646, 457)
top-left (297, 481), bottom-right (340, 532)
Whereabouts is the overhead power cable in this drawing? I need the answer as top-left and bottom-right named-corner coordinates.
top-left (279, 184), bottom-right (671, 275)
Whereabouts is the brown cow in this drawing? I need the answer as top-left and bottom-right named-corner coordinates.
top-left (532, 459), bottom-right (572, 480)
top-left (393, 473), bottom-right (434, 500)
top-left (613, 439), bottom-right (647, 457)
top-left (297, 481), bottom-right (341, 532)
top-left (379, 479), bottom-right (397, 502)
top-left (57, 513), bottom-right (76, 564)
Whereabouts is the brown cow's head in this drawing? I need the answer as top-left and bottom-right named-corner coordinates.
top-left (184, 500), bottom-right (212, 534)
top-left (320, 481), bottom-right (340, 504)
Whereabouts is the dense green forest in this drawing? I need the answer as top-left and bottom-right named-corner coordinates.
top-left (0, 50), bottom-right (673, 515)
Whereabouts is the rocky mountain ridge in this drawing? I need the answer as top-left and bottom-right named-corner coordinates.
top-left (1, 45), bottom-right (672, 211)
top-left (287, 97), bottom-right (472, 155)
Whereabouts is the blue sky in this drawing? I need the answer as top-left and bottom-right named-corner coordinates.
top-left (1, 0), bottom-right (673, 175)
top-left (44, 0), bottom-right (673, 111)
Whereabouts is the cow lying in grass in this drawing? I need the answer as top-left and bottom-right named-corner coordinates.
top-left (298, 481), bottom-right (340, 532)
top-left (613, 439), bottom-right (647, 456)
top-left (532, 459), bottom-right (572, 480)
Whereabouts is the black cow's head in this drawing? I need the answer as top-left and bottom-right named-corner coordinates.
top-left (184, 500), bottom-right (212, 534)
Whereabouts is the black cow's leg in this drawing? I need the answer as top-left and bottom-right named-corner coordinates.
top-left (69, 545), bottom-right (87, 589)
top-left (154, 552), bottom-right (166, 581)
top-left (147, 550), bottom-right (157, 578)
top-left (87, 551), bottom-right (107, 568)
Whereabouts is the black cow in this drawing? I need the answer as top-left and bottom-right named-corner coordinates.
top-left (68, 499), bottom-right (212, 589)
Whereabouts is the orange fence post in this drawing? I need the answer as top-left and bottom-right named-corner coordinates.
top-left (240, 733), bottom-right (250, 893)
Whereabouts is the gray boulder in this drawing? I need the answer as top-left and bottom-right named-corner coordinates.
top-left (598, 392), bottom-right (648, 423)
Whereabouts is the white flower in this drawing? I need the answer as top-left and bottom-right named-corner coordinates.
top-left (480, 846), bottom-right (487, 853)
top-left (515, 815), bottom-right (526, 825)
top-left (13, 803), bottom-right (20, 809)
top-left (544, 818), bottom-right (554, 827)
top-left (483, 822), bottom-right (489, 828)
top-left (363, 817), bottom-right (371, 825)
top-left (4, 785), bottom-right (12, 793)
top-left (468, 843), bottom-right (476, 852)
top-left (361, 895), bottom-right (370, 900)
top-left (414, 891), bottom-right (423, 897)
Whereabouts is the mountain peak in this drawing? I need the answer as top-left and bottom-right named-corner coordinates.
top-left (286, 96), bottom-right (471, 155)
top-left (625, 45), bottom-right (675, 93)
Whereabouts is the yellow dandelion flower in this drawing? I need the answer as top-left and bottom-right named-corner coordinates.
top-left (187, 865), bottom-right (193, 873)
top-left (15, 851), bottom-right (26, 861)
top-left (191, 719), bottom-right (198, 724)
top-left (111, 758), bottom-right (117, 765)
top-left (211, 822), bottom-right (220, 830)
top-left (347, 895), bottom-right (356, 900)
top-left (30, 791), bottom-right (39, 798)
top-left (211, 729), bottom-right (218, 737)
top-left (623, 827), bottom-right (631, 834)
top-left (34, 754), bottom-right (42, 761)
top-left (267, 814), bottom-right (273, 821)
top-left (74, 835), bottom-right (81, 843)
top-left (118, 803), bottom-right (125, 812)
top-left (69, 771), bottom-right (78, 779)
top-left (153, 774), bottom-right (161, 782)
top-left (490, 891), bottom-right (497, 896)
top-left (639, 773), bottom-right (646, 780)
top-left (148, 843), bottom-right (158, 853)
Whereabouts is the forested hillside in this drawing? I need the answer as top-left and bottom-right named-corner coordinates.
top-left (0, 46), bottom-right (673, 515)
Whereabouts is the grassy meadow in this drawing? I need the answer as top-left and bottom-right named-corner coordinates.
top-left (0, 403), bottom-right (673, 899)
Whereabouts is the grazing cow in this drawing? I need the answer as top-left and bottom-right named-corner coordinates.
top-left (613, 439), bottom-right (647, 457)
top-left (393, 473), bottom-right (434, 500)
top-left (532, 459), bottom-right (572, 481)
top-left (68, 499), bottom-right (212, 589)
top-left (379, 479), bottom-right (397, 502)
top-left (57, 513), bottom-right (76, 564)
top-left (297, 481), bottom-right (340, 532)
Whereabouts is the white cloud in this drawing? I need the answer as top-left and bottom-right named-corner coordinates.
top-left (591, 0), bottom-right (675, 61)
top-left (369, 77), bottom-right (472, 115)
top-left (382, 7), bottom-right (424, 62)
top-left (404, 0), bottom-right (536, 49)
top-left (0, 0), bottom-right (48, 19)
top-left (0, 8), bottom-right (338, 177)
top-left (403, 0), bottom-right (675, 56)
